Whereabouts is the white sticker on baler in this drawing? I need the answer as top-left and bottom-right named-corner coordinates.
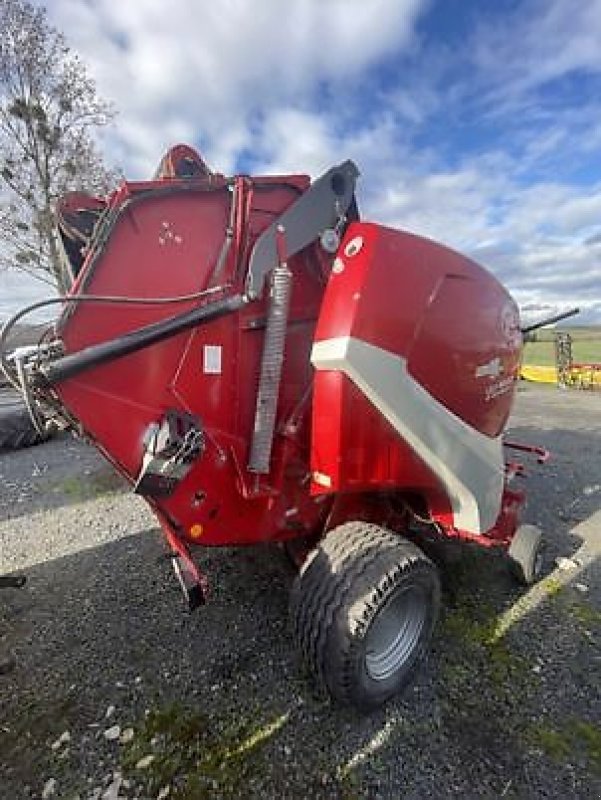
top-left (203, 345), bottom-right (222, 374)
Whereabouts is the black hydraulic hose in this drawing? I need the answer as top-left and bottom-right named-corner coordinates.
top-left (38, 293), bottom-right (246, 387)
top-left (521, 307), bottom-right (579, 334)
top-left (0, 285), bottom-right (234, 390)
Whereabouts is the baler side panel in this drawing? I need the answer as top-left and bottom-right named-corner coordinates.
top-left (160, 180), bottom-right (328, 544)
top-left (406, 275), bottom-right (521, 438)
top-left (325, 223), bottom-right (521, 437)
top-left (53, 176), bottom-right (326, 546)
top-left (56, 187), bottom-right (236, 475)
top-left (311, 222), bottom-right (511, 534)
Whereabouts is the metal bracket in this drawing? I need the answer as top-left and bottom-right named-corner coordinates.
top-left (503, 440), bottom-right (550, 464)
top-left (245, 160), bottom-right (359, 298)
top-left (159, 523), bottom-right (208, 610)
top-left (134, 410), bottom-right (205, 497)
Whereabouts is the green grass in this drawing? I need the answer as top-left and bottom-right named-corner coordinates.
top-left (568, 601), bottom-right (601, 627)
top-left (522, 326), bottom-right (601, 367)
top-left (47, 469), bottom-right (126, 500)
top-left (529, 719), bottom-right (601, 774)
top-left (121, 703), bottom-right (289, 799)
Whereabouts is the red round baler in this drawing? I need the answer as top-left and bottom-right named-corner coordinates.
top-left (1, 146), bottom-right (547, 710)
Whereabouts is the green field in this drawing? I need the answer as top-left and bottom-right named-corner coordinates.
top-left (522, 326), bottom-right (601, 367)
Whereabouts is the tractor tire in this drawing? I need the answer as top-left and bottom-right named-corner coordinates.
top-left (0, 388), bottom-right (47, 451)
top-left (290, 522), bottom-right (440, 711)
top-left (508, 524), bottom-right (544, 585)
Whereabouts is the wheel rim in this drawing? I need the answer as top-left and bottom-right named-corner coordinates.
top-left (364, 587), bottom-right (427, 681)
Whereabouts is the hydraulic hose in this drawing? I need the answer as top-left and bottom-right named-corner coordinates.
top-left (38, 293), bottom-right (246, 386)
top-left (0, 285), bottom-right (232, 391)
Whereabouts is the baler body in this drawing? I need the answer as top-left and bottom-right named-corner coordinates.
top-left (54, 171), bottom-right (332, 547)
top-left (47, 157), bottom-right (521, 556)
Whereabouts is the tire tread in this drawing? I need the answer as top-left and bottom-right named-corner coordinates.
top-left (0, 390), bottom-right (47, 450)
top-left (290, 522), bottom-right (439, 709)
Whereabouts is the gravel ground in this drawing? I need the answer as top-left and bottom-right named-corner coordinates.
top-left (0, 383), bottom-right (600, 799)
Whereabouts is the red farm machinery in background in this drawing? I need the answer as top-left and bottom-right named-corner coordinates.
top-left (1, 145), bottom-right (548, 710)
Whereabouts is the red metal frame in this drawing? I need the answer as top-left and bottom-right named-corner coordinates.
top-left (447, 440), bottom-right (550, 548)
top-left (504, 440), bottom-right (550, 464)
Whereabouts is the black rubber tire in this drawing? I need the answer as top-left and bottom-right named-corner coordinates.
top-left (507, 524), bottom-right (544, 585)
top-left (290, 522), bottom-right (440, 711)
top-left (0, 388), bottom-right (47, 450)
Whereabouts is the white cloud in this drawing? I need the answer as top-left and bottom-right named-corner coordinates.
top-left (47, 0), bottom-right (426, 177)
top-left (0, 268), bottom-right (57, 322)
top-left (13, 0), bottom-right (598, 324)
top-left (469, 0), bottom-right (601, 113)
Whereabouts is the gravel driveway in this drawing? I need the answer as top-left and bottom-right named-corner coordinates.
top-left (1, 383), bottom-right (600, 799)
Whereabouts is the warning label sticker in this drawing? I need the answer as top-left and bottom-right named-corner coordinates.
top-left (203, 345), bottom-right (222, 374)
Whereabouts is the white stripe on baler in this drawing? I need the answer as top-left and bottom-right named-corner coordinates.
top-left (311, 336), bottom-right (504, 534)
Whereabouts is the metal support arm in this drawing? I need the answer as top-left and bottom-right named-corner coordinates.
top-left (245, 160), bottom-right (359, 299)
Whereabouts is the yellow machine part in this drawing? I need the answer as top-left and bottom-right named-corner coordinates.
top-left (520, 364), bottom-right (601, 388)
top-left (520, 365), bottom-right (557, 384)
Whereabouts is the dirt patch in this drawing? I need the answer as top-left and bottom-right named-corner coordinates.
top-left (1, 383), bottom-right (600, 799)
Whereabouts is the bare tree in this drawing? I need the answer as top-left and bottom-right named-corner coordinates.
top-left (0, 0), bottom-right (117, 293)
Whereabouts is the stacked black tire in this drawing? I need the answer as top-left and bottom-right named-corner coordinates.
top-left (0, 323), bottom-right (51, 451)
top-left (0, 386), bottom-right (47, 450)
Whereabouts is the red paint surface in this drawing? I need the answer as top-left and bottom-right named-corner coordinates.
top-left (54, 169), bottom-right (524, 553)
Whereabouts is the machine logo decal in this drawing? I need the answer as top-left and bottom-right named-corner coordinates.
top-left (475, 357), bottom-right (503, 379)
top-left (484, 375), bottom-right (514, 401)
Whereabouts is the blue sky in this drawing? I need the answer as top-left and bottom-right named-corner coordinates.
top-left (3, 0), bottom-right (601, 323)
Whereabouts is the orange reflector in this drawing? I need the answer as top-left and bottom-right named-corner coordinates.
top-left (189, 523), bottom-right (204, 539)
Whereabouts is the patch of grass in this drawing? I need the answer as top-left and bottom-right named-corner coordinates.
top-left (338, 770), bottom-right (361, 800)
top-left (542, 586), bottom-right (601, 629)
top-left (440, 600), bottom-right (527, 690)
top-left (530, 726), bottom-right (572, 760)
top-left (569, 601), bottom-right (601, 627)
top-left (522, 327), bottom-right (601, 367)
top-left (542, 576), bottom-right (564, 597)
top-left (434, 548), bottom-right (537, 761)
top-left (48, 469), bottom-right (125, 501)
top-left (529, 719), bottom-right (601, 774)
top-left (121, 703), bottom-right (288, 799)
